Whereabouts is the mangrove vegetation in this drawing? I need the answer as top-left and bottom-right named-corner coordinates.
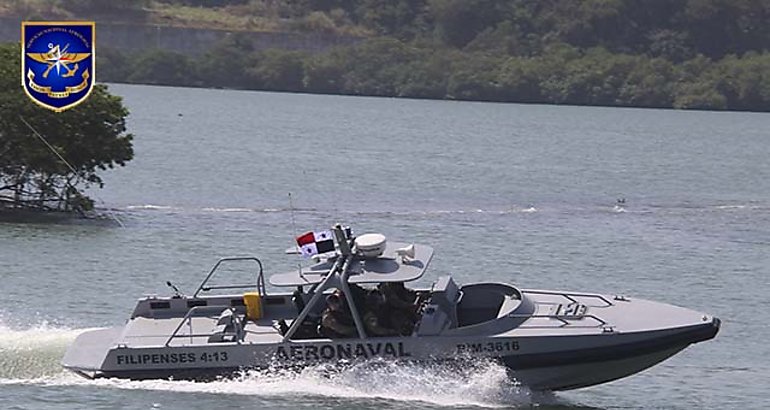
top-left (0, 43), bottom-right (134, 214)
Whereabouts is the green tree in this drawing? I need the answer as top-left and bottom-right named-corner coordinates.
top-left (673, 82), bottom-right (727, 110)
top-left (712, 52), bottom-right (770, 110)
top-left (247, 50), bottom-right (307, 92)
top-left (339, 37), bottom-right (418, 96)
top-left (497, 56), bottom-right (543, 103)
top-left (618, 58), bottom-right (676, 107)
top-left (127, 49), bottom-right (195, 86)
top-left (429, 0), bottom-right (507, 48)
top-left (395, 51), bottom-right (451, 98)
top-left (303, 50), bottom-right (348, 94)
top-left (559, 48), bottom-right (637, 106)
top-left (196, 34), bottom-right (256, 88)
top-left (0, 43), bottom-right (134, 213)
top-left (535, 43), bottom-right (582, 104)
top-left (684, 0), bottom-right (769, 59)
top-left (446, 52), bottom-right (505, 101)
top-left (647, 29), bottom-right (693, 63)
top-left (96, 47), bottom-right (132, 83)
top-left (355, 0), bottom-right (429, 38)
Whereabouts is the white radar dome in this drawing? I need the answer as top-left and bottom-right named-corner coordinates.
top-left (355, 233), bottom-right (387, 258)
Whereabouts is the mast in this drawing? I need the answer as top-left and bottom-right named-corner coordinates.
top-left (281, 224), bottom-right (368, 341)
top-left (334, 224), bottom-right (367, 339)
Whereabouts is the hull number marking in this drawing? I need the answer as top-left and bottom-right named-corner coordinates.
top-left (456, 341), bottom-right (519, 354)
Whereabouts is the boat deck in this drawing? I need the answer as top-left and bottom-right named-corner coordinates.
top-left (121, 315), bottom-right (284, 348)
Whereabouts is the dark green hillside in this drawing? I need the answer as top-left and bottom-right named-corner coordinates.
top-left (5, 0), bottom-right (769, 111)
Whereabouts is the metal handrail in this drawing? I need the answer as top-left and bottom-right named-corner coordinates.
top-left (165, 305), bottom-right (239, 346)
top-left (193, 256), bottom-right (265, 297)
top-left (506, 313), bottom-right (608, 328)
top-left (522, 289), bottom-right (614, 307)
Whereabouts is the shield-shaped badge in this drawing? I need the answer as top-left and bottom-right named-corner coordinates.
top-left (21, 21), bottom-right (95, 112)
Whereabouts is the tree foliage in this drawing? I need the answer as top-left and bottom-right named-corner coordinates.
top-left (83, 0), bottom-right (770, 112)
top-left (276, 0), bottom-right (769, 59)
top-left (46, 0), bottom-right (769, 60)
top-left (95, 37), bottom-right (770, 112)
top-left (0, 43), bottom-right (134, 213)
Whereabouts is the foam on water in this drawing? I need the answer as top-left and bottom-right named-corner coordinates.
top-left (119, 201), bottom-right (769, 221)
top-left (0, 322), bottom-right (88, 380)
top-left (38, 359), bottom-right (549, 408)
top-left (201, 207), bottom-right (254, 213)
top-left (125, 204), bottom-right (179, 211)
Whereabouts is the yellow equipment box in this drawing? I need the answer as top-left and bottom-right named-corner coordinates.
top-left (243, 292), bottom-right (262, 320)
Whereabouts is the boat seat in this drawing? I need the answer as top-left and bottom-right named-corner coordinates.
top-left (417, 276), bottom-right (461, 335)
top-left (292, 288), bottom-right (306, 314)
top-left (208, 308), bottom-right (243, 343)
top-left (496, 292), bottom-right (524, 318)
top-left (434, 276), bottom-right (461, 324)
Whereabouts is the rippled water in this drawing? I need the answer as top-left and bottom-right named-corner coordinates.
top-left (1, 84), bottom-right (768, 409)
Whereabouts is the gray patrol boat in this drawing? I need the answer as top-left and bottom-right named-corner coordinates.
top-left (63, 224), bottom-right (720, 391)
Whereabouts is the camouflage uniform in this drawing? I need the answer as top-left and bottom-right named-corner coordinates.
top-left (363, 290), bottom-right (401, 337)
top-left (380, 282), bottom-right (417, 309)
top-left (363, 308), bottom-right (400, 337)
top-left (380, 282), bottom-right (420, 334)
top-left (321, 292), bottom-right (357, 338)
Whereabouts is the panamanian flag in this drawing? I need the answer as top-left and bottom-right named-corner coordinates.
top-left (296, 230), bottom-right (335, 258)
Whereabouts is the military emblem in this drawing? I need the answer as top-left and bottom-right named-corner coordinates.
top-left (21, 22), bottom-right (95, 112)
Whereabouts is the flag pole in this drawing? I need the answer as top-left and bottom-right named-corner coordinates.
top-left (288, 192), bottom-right (303, 277)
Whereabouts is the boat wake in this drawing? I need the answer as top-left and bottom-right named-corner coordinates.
top-left (60, 360), bottom-right (554, 408)
top-left (121, 201), bottom-right (770, 221)
top-left (123, 203), bottom-right (543, 217)
top-left (0, 323), bottom-right (559, 408)
top-left (0, 322), bottom-right (86, 380)
top-left (125, 204), bottom-right (178, 211)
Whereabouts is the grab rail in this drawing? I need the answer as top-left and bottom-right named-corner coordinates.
top-left (193, 257), bottom-right (265, 298)
top-left (506, 313), bottom-right (608, 328)
top-left (164, 305), bottom-right (243, 346)
top-left (522, 289), bottom-right (614, 307)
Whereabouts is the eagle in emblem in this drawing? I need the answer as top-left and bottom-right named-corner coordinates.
top-left (26, 43), bottom-right (90, 79)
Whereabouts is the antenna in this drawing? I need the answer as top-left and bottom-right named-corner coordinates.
top-left (288, 192), bottom-right (303, 277)
top-left (18, 116), bottom-right (125, 227)
top-left (166, 281), bottom-right (182, 298)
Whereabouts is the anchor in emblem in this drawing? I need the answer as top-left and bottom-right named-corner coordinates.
top-left (26, 43), bottom-right (90, 79)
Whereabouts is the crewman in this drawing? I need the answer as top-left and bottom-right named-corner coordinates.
top-left (321, 291), bottom-right (357, 338)
top-left (348, 282), bottom-right (368, 311)
top-left (363, 289), bottom-right (401, 337)
top-left (379, 282), bottom-right (424, 334)
top-left (380, 282), bottom-right (419, 309)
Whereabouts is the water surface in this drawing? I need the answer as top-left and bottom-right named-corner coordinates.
top-left (1, 84), bottom-right (768, 409)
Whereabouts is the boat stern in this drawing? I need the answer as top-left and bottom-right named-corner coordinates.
top-left (61, 326), bottom-right (123, 378)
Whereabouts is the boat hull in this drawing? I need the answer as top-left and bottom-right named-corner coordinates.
top-left (64, 318), bottom-right (720, 391)
top-left (512, 345), bottom-right (687, 390)
top-left (82, 344), bottom-right (686, 390)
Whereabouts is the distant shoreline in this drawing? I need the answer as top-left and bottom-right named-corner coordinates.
top-left (102, 80), bottom-right (770, 114)
top-left (92, 36), bottom-right (769, 113)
